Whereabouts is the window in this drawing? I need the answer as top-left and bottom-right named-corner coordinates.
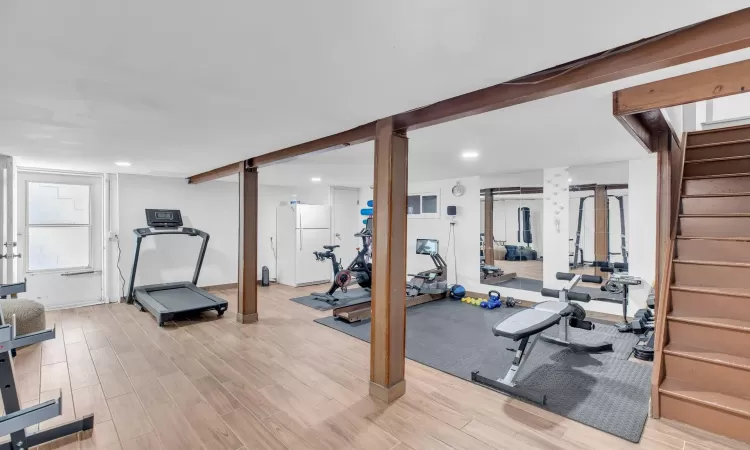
top-left (27, 182), bottom-right (91, 271)
top-left (407, 192), bottom-right (440, 218)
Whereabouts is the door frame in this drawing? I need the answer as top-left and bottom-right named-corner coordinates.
top-left (17, 167), bottom-right (110, 305)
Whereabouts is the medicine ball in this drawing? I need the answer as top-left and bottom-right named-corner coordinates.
top-left (450, 285), bottom-right (466, 300)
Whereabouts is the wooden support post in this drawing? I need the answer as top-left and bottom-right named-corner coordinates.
top-left (237, 164), bottom-right (259, 324)
top-left (369, 117), bottom-right (408, 403)
top-left (655, 132), bottom-right (671, 318)
top-left (594, 185), bottom-right (609, 277)
top-left (483, 189), bottom-right (495, 266)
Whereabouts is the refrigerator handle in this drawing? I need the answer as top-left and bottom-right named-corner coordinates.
top-left (298, 208), bottom-right (303, 250)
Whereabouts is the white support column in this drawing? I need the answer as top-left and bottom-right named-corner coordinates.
top-left (543, 167), bottom-right (570, 289)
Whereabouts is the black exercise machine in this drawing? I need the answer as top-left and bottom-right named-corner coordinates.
top-left (472, 272), bottom-right (611, 405)
top-left (312, 223), bottom-right (373, 304)
top-left (570, 194), bottom-right (628, 267)
top-left (591, 260), bottom-right (641, 332)
top-left (407, 239), bottom-right (448, 297)
top-left (0, 282), bottom-right (94, 449)
top-left (570, 197), bottom-right (588, 268)
top-left (333, 238), bottom-right (449, 323)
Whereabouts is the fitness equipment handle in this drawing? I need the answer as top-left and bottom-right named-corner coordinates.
top-left (555, 272), bottom-right (602, 284)
top-left (582, 274), bottom-right (603, 283)
top-left (540, 288), bottom-right (591, 302)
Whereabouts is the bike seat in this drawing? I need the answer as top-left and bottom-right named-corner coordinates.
top-left (323, 245), bottom-right (340, 250)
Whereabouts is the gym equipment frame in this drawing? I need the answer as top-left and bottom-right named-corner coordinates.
top-left (0, 288), bottom-right (94, 449)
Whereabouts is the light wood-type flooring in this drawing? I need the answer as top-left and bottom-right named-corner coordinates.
top-left (2, 283), bottom-right (747, 449)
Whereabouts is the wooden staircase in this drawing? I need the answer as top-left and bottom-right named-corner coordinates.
top-left (656, 124), bottom-right (750, 443)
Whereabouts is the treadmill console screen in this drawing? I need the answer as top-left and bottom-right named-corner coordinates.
top-left (416, 239), bottom-right (438, 255)
top-left (146, 209), bottom-right (183, 228)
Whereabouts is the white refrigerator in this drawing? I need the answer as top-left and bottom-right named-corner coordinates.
top-left (276, 204), bottom-right (332, 287)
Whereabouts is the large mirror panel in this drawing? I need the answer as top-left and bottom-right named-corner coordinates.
top-left (480, 171), bottom-right (544, 292)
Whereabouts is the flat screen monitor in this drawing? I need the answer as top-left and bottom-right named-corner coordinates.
top-left (146, 209), bottom-right (183, 228)
top-left (416, 239), bottom-right (439, 255)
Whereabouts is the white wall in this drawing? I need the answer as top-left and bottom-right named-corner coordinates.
top-left (627, 155), bottom-right (658, 314)
top-left (106, 174), bottom-right (335, 301)
top-left (406, 177), bottom-right (480, 287)
top-left (110, 174), bottom-right (240, 301)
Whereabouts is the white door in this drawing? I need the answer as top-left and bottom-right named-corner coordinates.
top-left (17, 171), bottom-right (104, 309)
top-left (296, 228), bottom-right (331, 285)
top-left (331, 187), bottom-right (361, 266)
top-left (296, 205), bottom-right (330, 229)
top-left (0, 156), bottom-right (19, 284)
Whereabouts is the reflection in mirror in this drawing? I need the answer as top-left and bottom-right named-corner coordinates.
top-left (565, 162), bottom-right (629, 302)
top-left (480, 171), bottom-right (544, 292)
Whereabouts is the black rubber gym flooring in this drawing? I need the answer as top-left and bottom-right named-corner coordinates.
top-left (289, 288), bottom-right (371, 311)
top-left (315, 298), bottom-right (650, 443)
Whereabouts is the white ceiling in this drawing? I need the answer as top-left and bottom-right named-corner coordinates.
top-left (1, 1), bottom-right (748, 178)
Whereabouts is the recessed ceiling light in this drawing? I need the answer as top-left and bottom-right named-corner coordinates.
top-left (568, 178), bottom-right (573, 183)
top-left (311, 177), bottom-right (321, 182)
top-left (115, 161), bottom-right (132, 167)
top-left (461, 150), bottom-right (479, 159)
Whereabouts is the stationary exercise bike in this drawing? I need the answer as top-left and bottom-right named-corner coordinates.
top-left (311, 227), bottom-right (373, 304)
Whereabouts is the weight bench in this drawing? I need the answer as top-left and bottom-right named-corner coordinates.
top-left (472, 272), bottom-right (611, 405)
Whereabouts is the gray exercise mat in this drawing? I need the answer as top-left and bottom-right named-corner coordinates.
top-left (289, 288), bottom-right (371, 311)
top-left (315, 299), bottom-right (650, 442)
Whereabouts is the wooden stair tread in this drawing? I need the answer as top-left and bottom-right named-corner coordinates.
top-left (676, 236), bottom-right (750, 242)
top-left (685, 155), bottom-right (750, 164)
top-left (673, 259), bottom-right (750, 268)
top-left (682, 192), bottom-right (750, 198)
top-left (660, 378), bottom-right (750, 418)
top-left (679, 213), bottom-right (750, 217)
top-left (687, 123), bottom-right (750, 136)
top-left (686, 137), bottom-right (750, 149)
top-left (664, 344), bottom-right (750, 372)
top-left (671, 285), bottom-right (750, 298)
top-left (683, 172), bottom-right (750, 180)
top-left (667, 313), bottom-right (750, 333)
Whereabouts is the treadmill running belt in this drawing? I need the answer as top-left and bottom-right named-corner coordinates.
top-left (148, 287), bottom-right (215, 310)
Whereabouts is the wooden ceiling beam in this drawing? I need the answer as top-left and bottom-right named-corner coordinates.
top-left (614, 59), bottom-right (750, 115)
top-left (246, 122), bottom-right (376, 168)
top-left (189, 8), bottom-right (750, 183)
top-left (187, 123), bottom-right (376, 184)
top-left (187, 162), bottom-right (243, 184)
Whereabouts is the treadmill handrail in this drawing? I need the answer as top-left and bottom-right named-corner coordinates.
top-left (132, 227), bottom-right (208, 238)
top-left (127, 227), bottom-right (211, 302)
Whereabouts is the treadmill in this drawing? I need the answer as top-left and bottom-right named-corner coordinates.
top-left (127, 209), bottom-right (228, 326)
